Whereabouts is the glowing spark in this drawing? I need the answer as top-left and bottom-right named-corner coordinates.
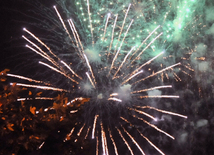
top-left (92, 115), bottom-right (99, 139)
top-left (108, 97), bottom-right (122, 102)
top-left (11, 83), bottom-right (68, 92)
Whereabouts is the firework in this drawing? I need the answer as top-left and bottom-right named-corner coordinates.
top-left (5, 0), bottom-right (198, 154)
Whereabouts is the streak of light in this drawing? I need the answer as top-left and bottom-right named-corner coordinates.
top-left (84, 54), bottom-right (96, 84)
top-left (96, 134), bottom-right (99, 155)
top-left (131, 85), bottom-right (172, 94)
top-left (23, 28), bottom-right (58, 59)
top-left (121, 124), bottom-right (145, 155)
top-left (67, 19), bottom-right (82, 55)
top-left (60, 60), bottom-right (82, 79)
top-left (135, 106), bottom-right (187, 118)
top-left (77, 124), bottom-right (85, 136)
top-left (108, 14), bottom-right (118, 57)
top-left (22, 35), bottom-right (50, 60)
top-left (110, 19), bottom-right (134, 74)
top-left (11, 83), bottom-right (68, 92)
top-left (102, 13), bottom-right (111, 41)
top-left (121, 70), bottom-right (143, 85)
top-left (17, 97), bottom-right (54, 101)
top-left (84, 126), bottom-right (91, 139)
top-left (127, 52), bottom-right (164, 79)
top-left (128, 108), bottom-right (157, 121)
top-left (70, 110), bottom-right (78, 114)
top-left (25, 45), bottom-right (58, 68)
top-left (137, 129), bottom-right (165, 155)
top-left (39, 61), bottom-right (78, 84)
top-left (7, 73), bottom-right (50, 85)
top-left (66, 97), bottom-right (84, 106)
top-left (68, 19), bottom-right (85, 53)
top-left (92, 115), bottom-right (99, 139)
top-left (137, 95), bottom-right (179, 99)
top-left (86, 0), bottom-right (94, 46)
top-left (108, 97), bottom-right (122, 102)
top-left (132, 33), bottom-right (163, 64)
top-left (114, 4), bottom-right (131, 54)
top-left (100, 121), bottom-right (109, 155)
top-left (132, 115), bottom-right (174, 139)
top-left (53, 6), bottom-right (74, 44)
top-left (130, 25), bottom-right (161, 59)
top-left (110, 93), bottom-right (118, 97)
top-left (86, 72), bottom-right (96, 88)
top-left (38, 142), bottom-right (45, 149)
top-left (173, 72), bottom-right (181, 81)
top-left (108, 128), bottom-right (119, 155)
top-left (133, 63), bottom-right (181, 85)
top-left (116, 127), bottom-right (134, 155)
top-left (113, 46), bottom-right (135, 78)
top-left (64, 127), bottom-right (75, 142)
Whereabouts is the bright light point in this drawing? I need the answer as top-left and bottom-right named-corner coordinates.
top-left (107, 13), bottom-right (111, 17)
top-left (186, 8), bottom-right (190, 12)
top-left (23, 28), bottom-right (26, 30)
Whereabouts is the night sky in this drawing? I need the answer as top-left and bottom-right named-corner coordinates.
top-left (0, 0), bottom-right (214, 155)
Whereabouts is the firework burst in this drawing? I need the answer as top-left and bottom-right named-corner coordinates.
top-left (5, 0), bottom-right (193, 154)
